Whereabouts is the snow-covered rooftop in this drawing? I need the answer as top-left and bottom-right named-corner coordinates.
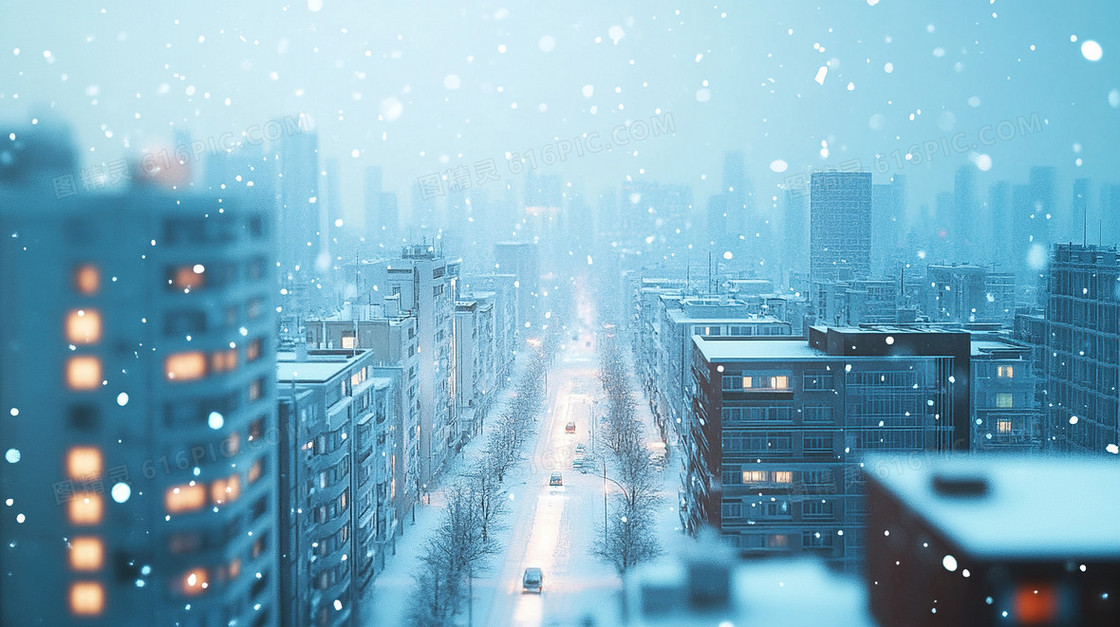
top-left (867, 454), bottom-right (1120, 560)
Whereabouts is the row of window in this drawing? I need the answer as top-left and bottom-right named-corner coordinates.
top-left (722, 498), bottom-right (836, 521)
top-left (164, 341), bottom-right (263, 382)
top-left (722, 406), bottom-right (835, 424)
top-left (165, 458), bottom-right (264, 515)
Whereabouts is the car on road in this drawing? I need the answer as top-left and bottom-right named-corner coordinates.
top-left (572, 454), bottom-right (585, 469)
top-left (522, 567), bottom-right (543, 593)
top-left (549, 472), bottom-right (563, 486)
top-left (565, 421), bottom-right (576, 434)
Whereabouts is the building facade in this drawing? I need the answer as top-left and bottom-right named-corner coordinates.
top-left (809, 172), bottom-right (872, 285)
top-left (683, 326), bottom-right (967, 572)
top-left (969, 336), bottom-right (1044, 452)
top-left (359, 246), bottom-right (456, 482)
top-left (1043, 244), bottom-right (1120, 453)
top-left (1, 136), bottom-right (279, 625)
top-left (277, 349), bottom-right (397, 626)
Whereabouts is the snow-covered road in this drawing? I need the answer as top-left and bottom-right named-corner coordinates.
top-left (366, 279), bottom-right (684, 626)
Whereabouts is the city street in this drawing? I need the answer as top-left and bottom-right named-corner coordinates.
top-left (367, 280), bottom-right (683, 626)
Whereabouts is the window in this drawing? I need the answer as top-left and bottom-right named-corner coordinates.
top-left (742, 470), bottom-right (767, 484)
top-left (773, 471), bottom-right (793, 484)
top-left (69, 537), bottom-right (104, 571)
top-left (803, 406), bottom-right (834, 423)
top-left (66, 356), bottom-right (102, 390)
top-left (182, 568), bottom-right (209, 595)
top-left (767, 534), bottom-right (788, 548)
top-left (995, 393), bottom-right (1013, 409)
top-left (802, 531), bottom-right (834, 548)
top-left (66, 310), bottom-right (102, 344)
top-left (69, 493), bottom-right (103, 525)
top-left (721, 501), bottom-right (743, 519)
top-left (760, 500), bottom-right (791, 518)
top-left (211, 349), bottom-right (238, 373)
top-left (165, 352), bottom-right (207, 382)
top-left (67, 447), bottom-right (102, 479)
top-left (74, 265), bottom-right (100, 295)
top-left (248, 459), bottom-right (263, 484)
top-left (247, 339), bottom-right (262, 362)
top-left (803, 373), bottom-right (834, 391)
top-left (997, 365), bottom-right (1014, 378)
top-left (166, 484), bottom-right (207, 514)
top-left (803, 499), bottom-right (835, 520)
top-left (249, 378), bottom-right (264, 401)
top-left (342, 332), bottom-right (357, 349)
top-left (803, 469), bottom-right (833, 486)
top-left (211, 474), bottom-right (240, 505)
top-left (69, 582), bottom-right (104, 616)
top-left (171, 266), bottom-right (206, 290)
top-left (804, 434), bottom-right (834, 453)
top-left (997, 419), bottom-right (1013, 434)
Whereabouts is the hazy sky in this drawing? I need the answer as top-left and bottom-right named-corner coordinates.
top-left (2, 0), bottom-right (1117, 214)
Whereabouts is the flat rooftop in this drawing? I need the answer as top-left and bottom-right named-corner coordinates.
top-left (867, 454), bottom-right (1120, 560)
top-left (694, 337), bottom-right (823, 361)
top-left (277, 351), bottom-right (366, 383)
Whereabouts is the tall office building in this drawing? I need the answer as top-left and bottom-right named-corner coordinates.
top-left (953, 165), bottom-right (977, 261)
top-left (276, 126), bottom-right (321, 276)
top-left (1044, 244), bottom-right (1120, 453)
top-left (809, 172), bottom-right (872, 285)
top-left (494, 241), bottom-right (541, 334)
top-left (683, 326), bottom-right (968, 571)
top-left (1, 128), bottom-right (279, 624)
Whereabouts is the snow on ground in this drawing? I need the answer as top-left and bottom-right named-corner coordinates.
top-left (365, 299), bottom-right (685, 626)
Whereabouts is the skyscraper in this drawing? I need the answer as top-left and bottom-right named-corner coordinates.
top-left (276, 126), bottom-right (321, 276)
top-left (810, 172), bottom-right (872, 284)
top-left (0, 129), bottom-right (279, 625)
top-left (1044, 244), bottom-right (1120, 454)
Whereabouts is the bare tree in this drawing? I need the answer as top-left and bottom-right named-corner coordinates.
top-left (593, 500), bottom-right (663, 575)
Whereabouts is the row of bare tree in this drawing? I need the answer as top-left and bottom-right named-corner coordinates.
top-left (592, 329), bottom-right (663, 575)
top-left (408, 345), bottom-right (550, 626)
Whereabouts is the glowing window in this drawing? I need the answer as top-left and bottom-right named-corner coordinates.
top-left (246, 339), bottom-right (261, 362)
top-left (997, 419), bottom-right (1014, 434)
top-left (228, 558), bottom-right (242, 580)
top-left (165, 352), bottom-right (207, 382)
top-left (165, 483), bottom-right (206, 513)
top-left (67, 447), bottom-right (102, 479)
top-left (66, 310), bottom-right (102, 344)
top-left (69, 581), bottom-right (104, 616)
top-left (998, 365), bottom-right (1015, 379)
top-left (774, 471), bottom-right (793, 483)
top-left (69, 537), bottom-right (104, 571)
top-left (173, 266), bottom-right (205, 290)
top-left (741, 377), bottom-right (752, 389)
top-left (182, 568), bottom-right (209, 595)
top-left (66, 356), bottom-right (102, 390)
top-left (74, 265), bottom-right (100, 295)
top-left (742, 470), bottom-right (768, 483)
top-left (772, 376), bottom-right (789, 390)
top-left (248, 459), bottom-right (263, 484)
top-left (210, 474), bottom-right (241, 505)
top-left (68, 493), bottom-right (104, 525)
top-left (341, 334), bottom-right (357, 349)
top-left (1013, 583), bottom-right (1057, 624)
top-left (211, 349), bottom-right (238, 373)
top-left (996, 393), bottom-right (1013, 409)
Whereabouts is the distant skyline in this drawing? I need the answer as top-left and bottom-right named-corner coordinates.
top-left (2, 0), bottom-right (1118, 219)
